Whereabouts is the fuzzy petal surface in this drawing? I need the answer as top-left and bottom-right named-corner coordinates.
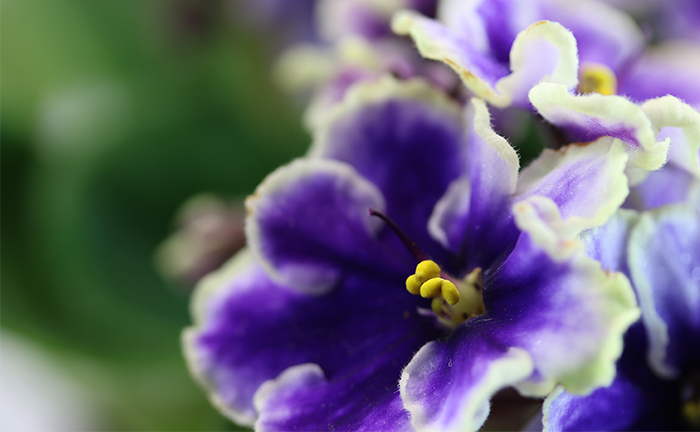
top-left (246, 158), bottom-right (405, 294)
top-left (394, 13), bottom-right (578, 107)
top-left (499, 197), bottom-right (640, 395)
top-left (543, 324), bottom-right (683, 432)
top-left (629, 203), bottom-right (700, 377)
top-left (400, 322), bottom-right (534, 432)
top-left (515, 137), bottom-right (630, 233)
top-left (185, 251), bottom-right (440, 427)
top-left (310, 77), bottom-right (468, 266)
top-left (529, 82), bottom-right (670, 171)
top-left (429, 98), bottom-right (520, 267)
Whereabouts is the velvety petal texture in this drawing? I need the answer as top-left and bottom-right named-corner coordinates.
top-left (545, 199), bottom-right (700, 431)
top-left (543, 325), bottom-right (683, 432)
top-left (246, 158), bottom-right (397, 294)
top-left (399, 197), bottom-right (639, 431)
top-left (310, 77), bottom-right (469, 268)
top-left (497, 196), bottom-right (639, 395)
top-left (400, 323), bottom-right (534, 432)
top-left (581, 209), bottom-right (639, 275)
top-left (529, 83), bottom-right (669, 171)
top-left (619, 42), bottom-right (700, 106)
top-left (642, 95), bottom-right (700, 179)
top-left (515, 137), bottom-right (630, 232)
top-left (393, 13), bottom-right (578, 108)
top-left (629, 203), bottom-right (700, 377)
top-left (539, 0), bottom-right (643, 70)
top-left (429, 98), bottom-right (520, 268)
top-left (185, 250), bottom-right (441, 429)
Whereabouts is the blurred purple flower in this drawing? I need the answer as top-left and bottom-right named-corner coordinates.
top-left (395, 0), bottom-right (700, 108)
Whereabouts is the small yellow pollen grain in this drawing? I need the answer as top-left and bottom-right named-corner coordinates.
top-left (420, 277), bottom-right (444, 299)
top-left (431, 298), bottom-right (444, 315)
top-left (415, 260), bottom-right (441, 283)
top-left (579, 63), bottom-right (617, 96)
top-left (441, 280), bottom-right (460, 305)
top-left (406, 275), bottom-right (422, 295)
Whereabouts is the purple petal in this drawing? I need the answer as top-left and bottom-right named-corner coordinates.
top-left (515, 137), bottom-right (630, 232)
top-left (185, 253), bottom-right (441, 426)
top-left (471, 0), bottom-right (541, 65)
top-left (394, 13), bottom-right (578, 108)
top-left (543, 324), bottom-right (683, 431)
top-left (529, 82), bottom-right (668, 170)
top-left (400, 321), bottom-right (534, 432)
top-left (429, 98), bottom-right (520, 268)
top-left (246, 158), bottom-right (411, 294)
top-left (629, 203), bottom-right (700, 377)
top-left (490, 197), bottom-right (639, 395)
top-left (310, 78), bottom-right (469, 266)
top-left (625, 166), bottom-right (696, 211)
top-left (393, 11), bottom-right (510, 86)
top-left (540, 0), bottom-right (644, 71)
top-left (620, 43), bottom-right (700, 106)
top-left (642, 95), bottom-right (700, 179)
top-left (581, 209), bottom-right (640, 275)
top-left (254, 351), bottom-right (413, 431)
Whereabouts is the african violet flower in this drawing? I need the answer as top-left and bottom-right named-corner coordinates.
top-left (389, 0), bottom-right (699, 163)
top-left (394, 0), bottom-right (700, 108)
top-left (538, 101), bottom-right (700, 430)
top-left (393, 0), bottom-right (643, 108)
top-left (183, 76), bottom-right (641, 431)
top-left (543, 189), bottom-right (700, 431)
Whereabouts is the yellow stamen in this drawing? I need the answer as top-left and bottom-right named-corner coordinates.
top-left (441, 280), bottom-right (460, 305)
top-left (579, 63), bottom-right (617, 96)
top-left (406, 275), bottom-right (421, 295)
top-left (419, 277), bottom-right (444, 298)
top-left (405, 260), bottom-right (486, 328)
top-left (415, 260), bottom-right (441, 283)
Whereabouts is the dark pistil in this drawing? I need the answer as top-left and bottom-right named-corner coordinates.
top-left (368, 207), bottom-right (430, 262)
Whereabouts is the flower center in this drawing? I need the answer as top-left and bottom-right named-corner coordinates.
top-left (369, 207), bottom-right (485, 329)
top-left (578, 63), bottom-right (617, 96)
top-left (406, 260), bottom-right (485, 328)
top-left (682, 370), bottom-right (700, 429)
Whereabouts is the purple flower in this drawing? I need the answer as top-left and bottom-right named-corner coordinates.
top-left (393, 0), bottom-right (700, 108)
top-left (183, 77), bottom-right (640, 431)
top-left (543, 190), bottom-right (700, 431)
top-left (542, 95), bottom-right (700, 430)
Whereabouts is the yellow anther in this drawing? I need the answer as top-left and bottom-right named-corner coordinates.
top-left (415, 260), bottom-right (441, 283)
top-left (441, 280), bottom-right (460, 305)
top-left (431, 298), bottom-right (444, 315)
top-left (406, 275), bottom-right (422, 295)
top-left (420, 277), bottom-right (444, 299)
top-left (579, 63), bottom-right (617, 95)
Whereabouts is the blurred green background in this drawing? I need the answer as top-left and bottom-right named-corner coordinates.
top-left (2, 0), bottom-right (308, 429)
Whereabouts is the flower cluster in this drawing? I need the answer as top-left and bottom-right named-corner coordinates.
top-left (181, 1), bottom-right (700, 430)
